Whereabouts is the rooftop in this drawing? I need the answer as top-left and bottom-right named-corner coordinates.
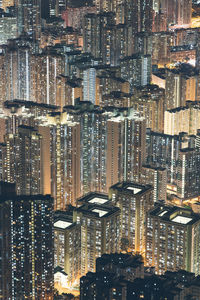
top-left (110, 182), bottom-right (153, 195)
top-left (77, 192), bottom-right (109, 206)
top-left (171, 215), bottom-right (193, 224)
top-left (54, 220), bottom-right (73, 229)
top-left (89, 197), bottom-right (108, 205)
top-left (142, 164), bottom-right (166, 172)
top-left (126, 186), bottom-right (142, 194)
top-left (150, 204), bottom-right (200, 225)
top-left (4, 99), bottom-right (59, 110)
top-left (54, 209), bottom-right (75, 230)
top-left (92, 208), bottom-right (108, 217)
top-left (0, 193), bottom-right (53, 205)
top-left (76, 202), bottom-right (120, 219)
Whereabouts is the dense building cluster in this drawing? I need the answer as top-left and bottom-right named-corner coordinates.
top-left (80, 253), bottom-right (200, 299)
top-left (0, 0), bottom-right (200, 299)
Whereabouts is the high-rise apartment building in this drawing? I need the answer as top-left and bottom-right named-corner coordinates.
top-left (56, 0), bottom-right (67, 17)
top-left (120, 54), bottom-right (152, 93)
top-left (173, 27), bottom-right (199, 48)
top-left (54, 193), bottom-right (120, 285)
top-left (83, 67), bottom-right (97, 103)
top-left (49, 106), bottom-right (107, 209)
top-left (2, 99), bottom-right (59, 134)
top-left (83, 13), bottom-right (135, 65)
top-left (0, 143), bottom-right (6, 181)
top-left (56, 75), bottom-right (83, 108)
top-left (134, 32), bottom-right (153, 56)
top-left (0, 53), bottom-right (6, 107)
top-left (0, 182), bottom-right (54, 299)
top-left (146, 204), bottom-right (200, 276)
top-left (96, 72), bottom-right (130, 106)
top-left (80, 259), bottom-right (200, 300)
top-left (120, 0), bottom-right (140, 31)
top-left (92, 0), bottom-right (123, 13)
top-left (1, 100), bottom-right (59, 196)
top-left (16, 0), bottom-right (41, 40)
top-left (4, 125), bottom-right (42, 195)
top-left (164, 101), bottom-right (200, 136)
top-left (109, 182), bottom-right (154, 253)
top-left (152, 10), bottom-right (168, 32)
top-left (165, 66), bottom-right (200, 110)
top-left (151, 32), bottom-right (172, 66)
top-left (54, 209), bottom-right (81, 285)
top-left (131, 84), bottom-right (165, 132)
top-left (160, 0), bottom-right (192, 27)
top-left (75, 194), bottom-right (121, 278)
top-left (49, 0), bottom-right (67, 17)
top-left (49, 112), bottom-right (81, 210)
top-left (80, 254), bottom-right (145, 300)
top-left (140, 0), bottom-right (153, 32)
top-left (101, 23), bottom-right (131, 65)
top-left (31, 52), bottom-right (65, 105)
top-left (49, 0), bottom-right (56, 17)
top-left (49, 102), bottom-right (146, 209)
top-left (83, 12), bottom-right (115, 62)
top-left (0, 11), bottom-right (17, 45)
top-left (0, 38), bottom-right (63, 104)
top-left (106, 109), bottom-right (146, 186)
top-left (165, 69), bottom-right (187, 110)
top-left (2, 42), bottom-right (31, 101)
top-left (115, 23), bottom-right (135, 58)
top-left (101, 91), bottom-right (131, 108)
top-left (177, 147), bottom-right (200, 199)
top-left (141, 165), bottom-right (167, 202)
top-left (93, 0), bottom-right (153, 33)
top-left (62, 6), bottom-right (97, 30)
top-left (145, 129), bottom-right (193, 184)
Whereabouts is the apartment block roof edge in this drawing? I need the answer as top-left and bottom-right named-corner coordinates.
top-left (0, 182), bottom-right (53, 203)
top-left (110, 181), bottom-right (154, 195)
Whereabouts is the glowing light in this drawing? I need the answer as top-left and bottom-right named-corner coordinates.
top-left (126, 187), bottom-right (142, 194)
top-left (54, 220), bottom-right (72, 229)
top-left (158, 210), bottom-right (168, 217)
top-left (92, 209), bottom-right (108, 217)
top-left (89, 197), bottom-right (108, 204)
top-left (171, 215), bottom-right (192, 224)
